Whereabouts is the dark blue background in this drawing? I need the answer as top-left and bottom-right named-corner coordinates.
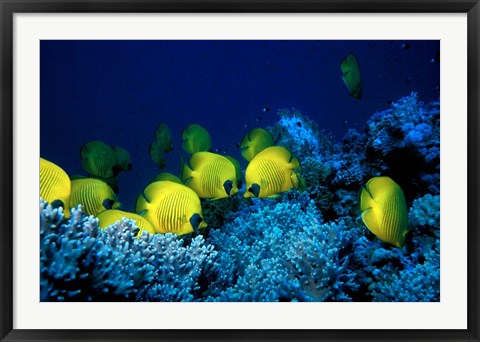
top-left (40, 40), bottom-right (440, 211)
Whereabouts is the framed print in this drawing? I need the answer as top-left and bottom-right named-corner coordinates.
top-left (1, 1), bottom-right (479, 341)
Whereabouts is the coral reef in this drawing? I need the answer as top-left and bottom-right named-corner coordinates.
top-left (206, 201), bottom-right (360, 301)
top-left (409, 194), bottom-right (440, 231)
top-left (41, 200), bottom-right (141, 301)
top-left (40, 93), bottom-right (440, 302)
top-left (368, 242), bottom-right (440, 302)
top-left (268, 108), bottom-right (335, 160)
top-left (200, 193), bottom-right (244, 231)
top-left (366, 93), bottom-right (440, 163)
top-left (40, 200), bottom-right (218, 302)
top-left (363, 93), bottom-right (440, 197)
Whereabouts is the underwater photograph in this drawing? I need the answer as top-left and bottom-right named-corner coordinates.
top-left (40, 40), bottom-right (440, 302)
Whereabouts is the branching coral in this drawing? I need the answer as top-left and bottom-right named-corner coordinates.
top-left (268, 108), bottom-right (336, 161)
top-left (333, 189), bottom-right (359, 217)
top-left (362, 93), bottom-right (440, 199)
top-left (366, 93), bottom-right (440, 162)
top-left (200, 193), bottom-right (244, 231)
top-left (40, 199), bottom-right (219, 302)
top-left (330, 157), bottom-right (366, 188)
top-left (40, 93), bottom-right (441, 303)
top-left (137, 233), bottom-right (219, 302)
top-left (351, 225), bottom-right (440, 302)
top-left (40, 200), bottom-right (141, 301)
top-left (206, 200), bottom-right (360, 301)
top-left (409, 194), bottom-right (440, 231)
top-left (346, 189), bottom-right (441, 302)
top-left (268, 108), bottom-right (320, 158)
top-left (369, 243), bottom-right (440, 302)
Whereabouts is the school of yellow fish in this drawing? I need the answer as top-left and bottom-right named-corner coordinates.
top-left (40, 55), bottom-right (411, 247)
top-left (40, 122), bottom-right (307, 237)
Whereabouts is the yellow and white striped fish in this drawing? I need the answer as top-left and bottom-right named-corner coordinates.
top-left (135, 181), bottom-right (207, 235)
top-left (359, 176), bottom-right (409, 247)
top-left (70, 178), bottom-right (120, 216)
top-left (40, 157), bottom-right (71, 218)
top-left (97, 209), bottom-right (155, 235)
top-left (182, 152), bottom-right (238, 199)
top-left (244, 146), bottom-right (303, 198)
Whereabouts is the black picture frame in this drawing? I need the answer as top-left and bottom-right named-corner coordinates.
top-left (1, 1), bottom-right (479, 341)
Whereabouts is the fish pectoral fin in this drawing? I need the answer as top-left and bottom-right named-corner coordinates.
top-left (267, 194), bottom-right (281, 198)
top-left (183, 176), bottom-right (193, 185)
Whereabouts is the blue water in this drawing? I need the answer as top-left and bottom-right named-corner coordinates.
top-left (40, 40), bottom-right (439, 211)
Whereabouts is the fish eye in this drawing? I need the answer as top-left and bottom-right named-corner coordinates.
top-left (248, 184), bottom-right (260, 197)
top-left (189, 213), bottom-right (203, 231)
top-left (50, 199), bottom-right (64, 209)
top-left (223, 180), bottom-right (233, 196)
top-left (102, 198), bottom-right (115, 210)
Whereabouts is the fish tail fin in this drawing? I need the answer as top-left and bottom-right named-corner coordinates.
top-left (181, 157), bottom-right (194, 184)
top-left (290, 155), bottom-right (301, 170)
top-left (63, 206), bottom-right (71, 219)
top-left (135, 192), bottom-right (150, 216)
top-left (291, 170), bottom-right (306, 190)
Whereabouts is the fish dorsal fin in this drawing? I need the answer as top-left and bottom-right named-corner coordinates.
top-left (259, 146), bottom-right (291, 163)
top-left (189, 151), bottom-right (214, 170)
top-left (143, 181), bottom-right (175, 202)
top-left (247, 130), bottom-right (253, 142)
top-left (366, 176), bottom-right (396, 199)
top-left (80, 145), bottom-right (90, 159)
top-left (341, 54), bottom-right (356, 74)
top-left (341, 57), bottom-right (350, 74)
top-left (182, 126), bottom-right (190, 137)
top-left (289, 155), bottom-right (300, 170)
